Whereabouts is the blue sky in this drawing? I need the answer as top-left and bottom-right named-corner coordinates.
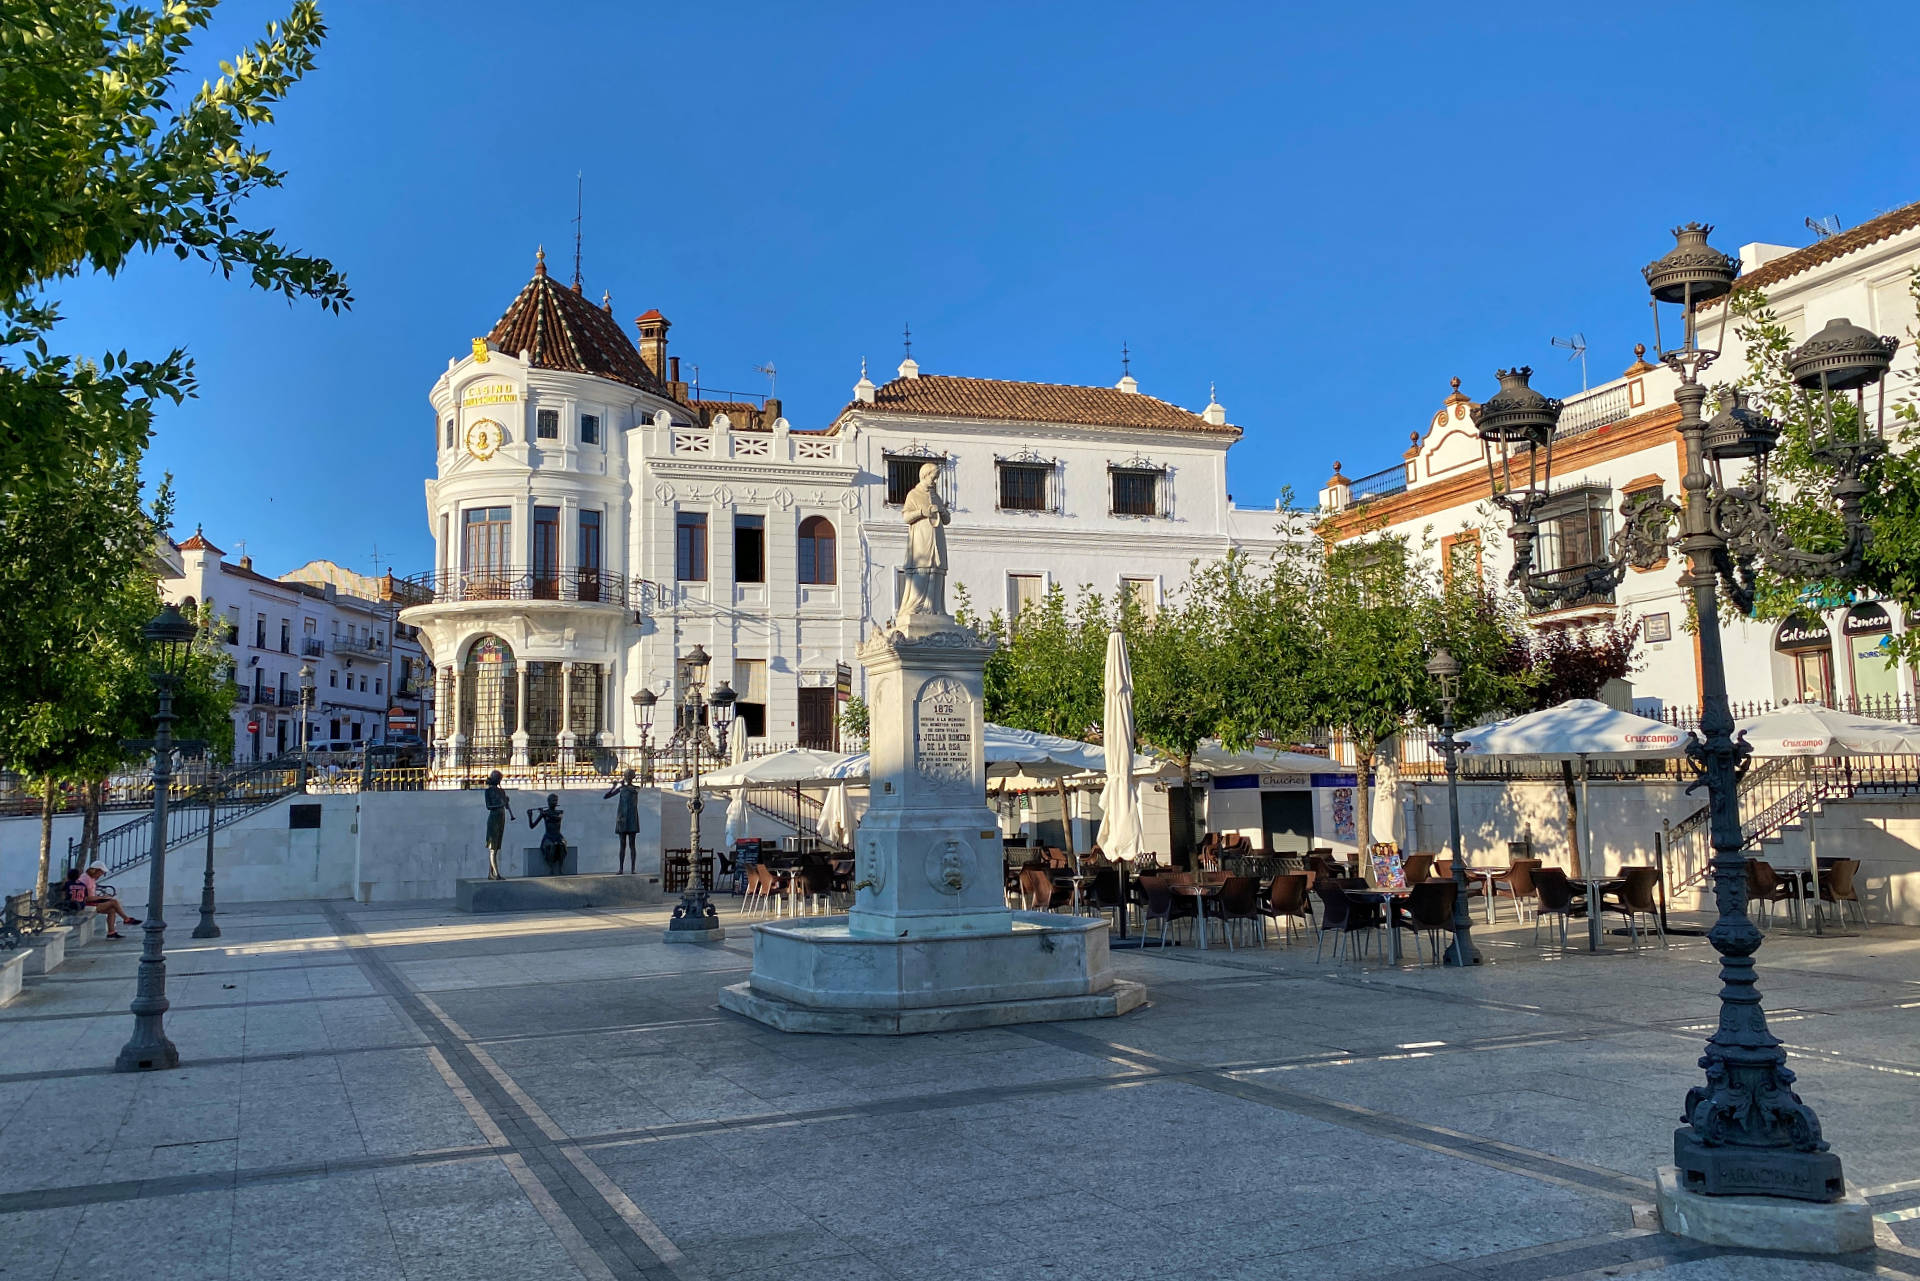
top-left (46, 0), bottom-right (1920, 575)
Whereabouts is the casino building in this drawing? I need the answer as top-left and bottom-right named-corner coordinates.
top-left (401, 249), bottom-right (1293, 766)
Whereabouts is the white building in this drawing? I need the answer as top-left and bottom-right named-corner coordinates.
top-left (401, 250), bottom-right (1293, 766)
top-left (161, 532), bottom-right (434, 760)
top-left (1319, 199), bottom-right (1920, 718)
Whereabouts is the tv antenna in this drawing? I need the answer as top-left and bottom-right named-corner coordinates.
top-left (753, 361), bottom-right (777, 398)
top-left (1805, 214), bottom-right (1842, 240)
top-left (571, 171), bottom-right (584, 290)
top-left (1551, 332), bottom-right (1589, 391)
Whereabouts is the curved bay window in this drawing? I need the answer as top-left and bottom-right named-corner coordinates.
top-left (798, 515), bottom-right (836, 585)
top-left (462, 635), bottom-right (517, 764)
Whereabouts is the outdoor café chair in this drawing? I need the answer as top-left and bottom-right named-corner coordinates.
top-left (1214, 875), bottom-right (1263, 949)
top-left (1402, 853), bottom-right (1435, 886)
top-left (1393, 880), bottom-right (1457, 965)
top-left (1818, 858), bottom-right (1865, 927)
top-left (1260, 873), bottom-right (1313, 946)
top-left (1018, 868), bottom-right (1056, 912)
top-left (1491, 859), bottom-right (1541, 924)
top-left (792, 863), bottom-right (835, 917)
top-left (1530, 866), bottom-right (1586, 949)
top-left (1313, 885), bottom-right (1380, 964)
top-left (1602, 865), bottom-right (1666, 947)
top-left (1139, 875), bottom-right (1196, 948)
top-left (1745, 859), bottom-right (1798, 930)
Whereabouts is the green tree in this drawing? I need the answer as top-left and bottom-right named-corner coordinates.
top-left (2, 0), bottom-right (351, 485)
top-left (1718, 278), bottom-right (1920, 664)
top-left (0, 461), bottom-right (233, 897)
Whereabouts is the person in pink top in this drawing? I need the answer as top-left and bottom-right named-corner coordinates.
top-left (71, 866), bottom-right (139, 938)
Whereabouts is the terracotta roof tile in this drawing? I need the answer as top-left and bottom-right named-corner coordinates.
top-left (834, 374), bottom-right (1235, 435)
top-left (175, 526), bottom-right (222, 555)
top-left (1703, 199), bottom-right (1920, 309)
top-left (487, 267), bottom-right (666, 392)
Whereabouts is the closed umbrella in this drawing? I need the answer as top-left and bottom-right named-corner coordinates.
top-left (817, 783), bottom-right (851, 847)
top-left (1096, 631), bottom-right (1144, 936)
top-left (722, 730), bottom-right (751, 847)
top-left (1370, 751), bottom-right (1405, 865)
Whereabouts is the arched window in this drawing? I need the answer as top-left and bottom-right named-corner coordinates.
top-left (798, 516), bottom-right (836, 585)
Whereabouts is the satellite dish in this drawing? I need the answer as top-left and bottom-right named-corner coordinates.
top-left (1551, 332), bottom-right (1589, 392)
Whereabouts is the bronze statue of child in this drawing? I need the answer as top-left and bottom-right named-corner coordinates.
top-left (482, 770), bottom-right (515, 880)
top-left (529, 793), bottom-right (568, 875)
top-left (604, 768), bottom-right (641, 873)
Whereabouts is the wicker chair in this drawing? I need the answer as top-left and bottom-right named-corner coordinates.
top-left (1531, 866), bottom-right (1586, 949)
top-left (1818, 858), bottom-right (1865, 927)
top-left (1602, 865), bottom-right (1665, 947)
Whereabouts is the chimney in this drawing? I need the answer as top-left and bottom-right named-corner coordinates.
top-left (634, 310), bottom-right (671, 382)
top-left (897, 357), bottom-right (920, 380)
top-left (239, 554), bottom-right (254, 571)
top-left (853, 359), bottom-right (876, 405)
top-left (1116, 374), bottom-right (1139, 395)
top-left (1202, 382), bottom-right (1226, 426)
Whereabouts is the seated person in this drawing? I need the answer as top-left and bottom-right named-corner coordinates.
top-left (75, 865), bottom-right (139, 938)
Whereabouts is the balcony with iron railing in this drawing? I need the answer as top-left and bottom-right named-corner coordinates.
top-left (399, 567), bottom-right (663, 611)
top-left (330, 635), bottom-right (383, 659)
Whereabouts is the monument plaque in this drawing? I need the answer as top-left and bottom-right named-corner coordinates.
top-left (915, 677), bottom-right (973, 789)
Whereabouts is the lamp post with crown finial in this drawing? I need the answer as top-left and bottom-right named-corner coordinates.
top-left (1474, 222), bottom-right (1898, 1211)
top-left (664, 646), bottom-right (734, 943)
top-left (1424, 648), bottom-right (1479, 966)
top-left (116, 604), bottom-right (198, 1071)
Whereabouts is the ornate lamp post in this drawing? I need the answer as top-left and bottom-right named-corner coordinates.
top-left (298, 662), bottom-right (315, 777)
top-left (191, 766), bottom-right (221, 939)
top-left (1424, 647), bottom-right (1479, 966)
top-left (664, 645), bottom-right (735, 943)
top-left (632, 688), bottom-right (657, 784)
top-left (1474, 222), bottom-right (1898, 1204)
top-left (116, 603), bottom-right (197, 1072)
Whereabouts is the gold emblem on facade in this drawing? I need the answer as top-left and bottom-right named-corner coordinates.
top-left (472, 337), bottom-right (490, 363)
top-left (465, 419), bottom-right (504, 460)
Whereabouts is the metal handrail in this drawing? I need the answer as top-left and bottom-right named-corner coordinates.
top-left (68, 760), bottom-right (305, 878)
top-left (398, 567), bottom-right (663, 612)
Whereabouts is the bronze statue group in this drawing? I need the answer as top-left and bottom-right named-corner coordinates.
top-left (480, 768), bottom-right (643, 880)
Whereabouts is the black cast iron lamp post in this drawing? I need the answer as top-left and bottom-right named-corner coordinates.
top-left (1425, 647), bottom-right (1479, 966)
top-left (1474, 222), bottom-right (1897, 1203)
top-left (666, 646), bottom-right (735, 939)
top-left (116, 603), bottom-right (196, 1072)
top-left (632, 688), bottom-right (657, 784)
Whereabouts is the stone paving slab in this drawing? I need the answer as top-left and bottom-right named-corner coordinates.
top-left (3, 898), bottom-right (1919, 1279)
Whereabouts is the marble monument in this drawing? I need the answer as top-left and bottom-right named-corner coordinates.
top-left (719, 486), bottom-right (1145, 1033)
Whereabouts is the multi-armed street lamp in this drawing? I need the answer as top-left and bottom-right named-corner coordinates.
top-left (663, 645), bottom-right (735, 943)
top-left (1473, 222), bottom-right (1898, 1204)
top-left (116, 603), bottom-right (198, 1072)
top-left (1423, 648), bottom-right (1478, 967)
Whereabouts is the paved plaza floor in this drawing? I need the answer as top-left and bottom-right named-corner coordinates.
top-left (4, 898), bottom-right (1920, 1280)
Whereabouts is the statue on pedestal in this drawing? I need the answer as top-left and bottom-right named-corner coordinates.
top-left (895, 462), bottom-right (950, 626)
top-left (482, 770), bottom-right (515, 880)
top-left (529, 793), bottom-right (567, 874)
top-left (604, 768), bottom-right (641, 873)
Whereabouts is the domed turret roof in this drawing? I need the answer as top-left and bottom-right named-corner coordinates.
top-left (485, 250), bottom-right (666, 393)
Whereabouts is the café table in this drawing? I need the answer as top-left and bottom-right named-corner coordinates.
top-left (1170, 882), bottom-right (1222, 949)
top-left (1353, 886), bottom-right (1417, 965)
top-left (1571, 874), bottom-right (1622, 952)
top-left (1459, 867), bottom-right (1502, 924)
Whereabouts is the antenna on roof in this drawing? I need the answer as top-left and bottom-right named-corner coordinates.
top-left (1550, 332), bottom-right (1589, 391)
top-left (1121, 342), bottom-right (1131, 378)
top-left (1805, 214), bottom-right (1842, 240)
top-left (571, 171), bottom-right (584, 291)
top-left (903, 322), bottom-right (912, 359)
top-left (753, 361), bottom-right (777, 398)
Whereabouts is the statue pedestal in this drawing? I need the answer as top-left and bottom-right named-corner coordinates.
top-left (522, 844), bottom-right (578, 877)
top-left (721, 615), bottom-right (1143, 1034)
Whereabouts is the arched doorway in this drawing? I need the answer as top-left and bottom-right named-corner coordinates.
top-left (462, 634), bottom-right (518, 764)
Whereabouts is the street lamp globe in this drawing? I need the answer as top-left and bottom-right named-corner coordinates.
top-left (144, 604), bottom-right (197, 680)
top-left (1424, 646), bottom-right (1461, 696)
top-left (709, 680), bottom-right (736, 731)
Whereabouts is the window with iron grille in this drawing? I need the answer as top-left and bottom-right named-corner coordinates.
top-left (1537, 486), bottom-right (1614, 576)
top-left (997, 462), bottom-right (1051, 512)
top-left (1110, 468), bottom-right (1161, 517)
top-left (884, 453), bottom-right (943, 505)
top-left (536, 409), bottom-right (559, 440)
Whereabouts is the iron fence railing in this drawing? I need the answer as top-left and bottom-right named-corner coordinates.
top-left (399, 567), bottom-right (664, 612)
top-left (1346, 463), bottom-right (1408, 503)
top-left (1653, 693), bottom-right (1920, 731)
top-left (65, 760), bottom-right (305, 879)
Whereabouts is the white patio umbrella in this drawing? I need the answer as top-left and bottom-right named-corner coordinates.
top-left (1735, 703), bottom-right (1920, 757)
top-left (1734, 703), bottom-right (1920, 930)
top-left (1096, 632), bottom-right (1144, 936)
top-left (830, 724), bottom-right (1150, 784)
top-left (1459, 699), bottom-right (1689, 876)
top-left (674, 746), bottom-right (855, 791)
